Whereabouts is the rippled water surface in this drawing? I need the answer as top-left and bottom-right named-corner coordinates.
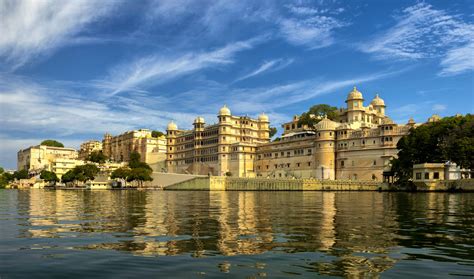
top-left (1, 190), bottom-right (473, 278)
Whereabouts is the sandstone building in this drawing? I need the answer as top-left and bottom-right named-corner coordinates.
top-left (255, 87), bottom-right (415, 181)
top-left (166, 105), bottom-right (270, 177)
top-left (102, 129), bottom-right (167, 171)
top-left (78, 140), bottom-right (103, 160)
top-left (166, 87), bottom-right (418, 181)
top-left (17, 145), bottom-right (79, 177)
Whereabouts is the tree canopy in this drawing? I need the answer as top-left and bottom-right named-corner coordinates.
top-left (61, 164), bottom-right (99, 183)
top-left (391, 114), bottom-right (473, 184)
top-left (112, 152), bottom-right (154, 187)
top-left (0, 167), bottom-right (4, 174)
top-left (111, 167), bottom-right (131, 180)
top-left (152, 130), bottom-right (164, 138)
top-left (40, 170), bottom-right (58, 183)
top-left (0, 172), bottom-right (14, 188)
top-left (41, 140), bottom-right (64, 148)
top-left (128, 151), bottom-right (152, 170)
top-left (269, 127), bottom-right (277, 138)
top-left (297, 104), bottom-right (338, 130)
top-left (87, 151), bottom-right (107, 164)
top-left (13, 169), bottom-right (29, 180)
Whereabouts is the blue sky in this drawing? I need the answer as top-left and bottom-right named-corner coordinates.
top-left (0, 0), bottom-right (473, 169)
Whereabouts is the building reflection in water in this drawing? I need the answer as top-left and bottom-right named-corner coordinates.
top-left (17, 190), bottom-right (474, 277)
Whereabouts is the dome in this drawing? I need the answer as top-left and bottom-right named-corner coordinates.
top-left (219, 105), bottom-right (231, 116)
top-left (346, 86), bottom-right (364, 101)
top-left (194, 116), bottom-right (205, 124)
top-left (381, 117), bottom-right (394, 125)
top-left (371, 94), bottom-right (385, 107)
top-left (428, 114), bottom-right (441, 123)
top-left (407, 117), bottom-right (415, 125)
top-left (167, 121), bottom-right (177, 130)
top-left (315, 117), bottom-right (338, 130)
top-left (258, 112), bottom-right (269, 122)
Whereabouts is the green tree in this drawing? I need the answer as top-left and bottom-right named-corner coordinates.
top-left (297, 104), bottom-right (338, 130)
top-left (61, 170), bottom-right (75, 183)
top-left (269, 127), bottom-right (278, 138)
top-left (87, 151), bottom-right (107, 164)
top-left (0, 167), bottom-right (4, 174)
top-left (152, 130), bottom-right (164, 138)
top-left (61, 164), bottom-right (100, 184)
top-left (40, 170), bottom-right (58, 184)
top-left (0, 173), bottom-right (14, 188)
top-left (391, 114), bottom-right (473, 184)
top-left (111, 167), bottom-right (131, 180)
top-left (127, 167), bottom-right (153, 187)
top-left (128, 151), bottom-right (152, 170)
top-left (75, 164), bottom-right (100, 182)
top-left (13, 169), bottom-right (29, 180)
top-left (41, 140), bottom-right (64, 147)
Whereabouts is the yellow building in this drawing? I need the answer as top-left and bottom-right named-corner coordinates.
top-left (17, 145), bottom-right (78, 174)
top-left (166, 105), bottom-right (270, 177)
top-left (49, 158), bottom-right (85, 179)
top-left (79, 140), bottom-right (103, 160)
top-left (255, 87), bottom-right (418, 181)
top-left (102, 129), bottom-right (167, 171)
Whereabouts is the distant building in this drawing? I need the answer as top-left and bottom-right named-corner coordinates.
top-left (166, 105), bottom-right (270, 177)
top-left (51, 158), bottom-right (85, 179)
top-left (413, 162), bottom-right (463, 182)
top-left (17, 145), bottom-right (78, 174)
top-left (166, 88), bottom-right (415, 180)
top-left (79, 140), bottom-right (103, 160)
top-left (255, 88), bottom-right (416, 181)
top-left (102, 129), bottom-right (167, 171)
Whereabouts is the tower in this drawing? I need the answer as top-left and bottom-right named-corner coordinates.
top-left (345, 87), bottom-right (364, 123)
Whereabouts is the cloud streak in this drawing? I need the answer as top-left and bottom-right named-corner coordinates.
top-left (359, 3), bottom-right (474, 76)
top-left (0, 0), bottom-right (119, 70)
top-left (234, 58), bottom-right (294, 82)
top-left (99, 36), bottom-right (266, 96)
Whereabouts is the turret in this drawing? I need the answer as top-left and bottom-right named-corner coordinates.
top-left (345, 86), bottom-right (364, 123)
top-left (371, 94), bottom-right (386, 115)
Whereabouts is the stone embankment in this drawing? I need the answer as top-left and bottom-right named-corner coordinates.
top-left (165, 177), bottom-right (385, 191)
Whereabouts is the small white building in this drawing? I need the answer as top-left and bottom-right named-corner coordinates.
top-left (413, 162), bottom-right (462, 182)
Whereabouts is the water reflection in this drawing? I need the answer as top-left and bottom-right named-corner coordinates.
top-left (6, 190), bottom-right (474, 277)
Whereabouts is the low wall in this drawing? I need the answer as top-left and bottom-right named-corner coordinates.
top-left (414, 179), bottom-right (474, 191)
top-left (165, 177), bottom-right (383, 191)
top-left (142, 172), bottom-right (205, 188)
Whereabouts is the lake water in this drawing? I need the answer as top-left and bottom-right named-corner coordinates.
top-left (0, 190), bottom-right (473, 278)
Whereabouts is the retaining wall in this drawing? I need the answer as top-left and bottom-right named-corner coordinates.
top-left (165, 176), bottom-right (383, 191)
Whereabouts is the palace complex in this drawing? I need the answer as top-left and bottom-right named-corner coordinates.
top-left (17, 87), bottom-right (429, 182)
top-left (166, 87), bottom-right (418, 181)
top-left (166, 106), bottom-right (270, 177)
top-left (79, 140), bottom-right (102, 160)
top-left (102, 129), bottom-right (167, 171)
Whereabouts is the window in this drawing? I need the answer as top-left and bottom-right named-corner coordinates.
top-left (424, 173), bottom-right (429, 179)
top-left (308, 162), bottom-right (311, 166)
top-left (416, 172), bottom-right (421, 180)
top-left (433, 172), bottom-right (439, 179)
top-left (341, 161), bottom-right (345, 167)
top-left (373, 160), bottom-right (377, 166)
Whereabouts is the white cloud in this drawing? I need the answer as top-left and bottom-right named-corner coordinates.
top-left (432, 104), bottom-right (447, 112)
top-left (439, 41), bottom-right (474, 76)
top-left (359, 3), bottom-right (474, 76)
top-left (234, 58), bottom-right (294, 82)
top-left (0, 0), bottom-right (118, 69)
top-left (278, 15), bottom-right (345, 48)
top-left (100, 37), bottom-right (265, 96)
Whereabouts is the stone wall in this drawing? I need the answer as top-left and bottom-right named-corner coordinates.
top-left (165, 176), bottom-right (383, 191)
top-left (414, 179), bottom-right (474, 191)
